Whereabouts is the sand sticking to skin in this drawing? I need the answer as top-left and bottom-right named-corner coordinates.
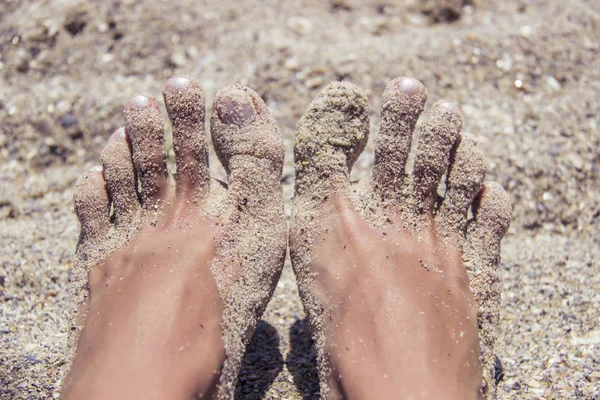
top-left (123, 94), bottom-right (170, 206)
top-left (209, 85), bottom-right (286, 399)
top-left (372, 77), bottom-right (427, 198)
top-left (464, 182), bottom-right (512, 397)
top-left (70, 77), bottom-right (510, 399)
top-left (70, 79), bottom-right (287, 400)
top-left (291, 82), bottom-right (371, 396)
top-left (290, 80), bottom-right (511, 398)
top-left (101, 128), bottom-right (141, 227)
top-left (163, 77), bottom-right (211, 199)
top-left (437, 135), bottom-right (486, 236)
top-left (1, 2), bottom-right (597, 398)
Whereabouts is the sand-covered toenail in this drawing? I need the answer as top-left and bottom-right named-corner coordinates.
top-left (438, 100), bottom-right (460, 116)
top-left (395, 76), bottom-right (426, 95)
top-left (216, 92), bottom-right (255, 125)
top-left (102, 127), bottom-right (140, 225)
top-left (111, 127), bottom-right (126, 139)
top-left (129, 94), bottom-right (150, 109)
top-left (166, 76), bottom-right (191, 92)
top-left (73, 166), bottom-right (110, 241)
top-left (472, 182), bottom-right (512, 238)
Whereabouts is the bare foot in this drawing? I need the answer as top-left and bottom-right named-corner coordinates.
top-left (290, 78), bottom-right (511, 399)
top-left (63, 77), bottom-right (286, 399)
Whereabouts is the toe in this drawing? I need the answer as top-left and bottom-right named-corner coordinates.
top-left (208, 85), bottom-right (287, 397)
top-left (124, 93), bottom-right (168, 207)
top-left (412, 100), bottom-right (462, 212)
top-left (210, 85), bottom-right (284, 217)
top-left (294, 81), bottom-right (369, 200)
top-left (372, 77), bottom-right (427, 195)
top-left (436, 134), bottom-right (485, 235)
top-left (210, 84), bottom-right (285, 221)
top-left (163, 76), bottom-right (210, 198)
top-left (467, 182), bottom-right (512, 260)
top-left (464, 181), bottom-right (510, 396)
top-left (74, 166), bottom-right (110, 243)
top-left (211, 85), bottom-right (283, 176)
top-left (209, 85), bottom-right (286, 280)
top-left (102, 127), bottom-right (140, 226)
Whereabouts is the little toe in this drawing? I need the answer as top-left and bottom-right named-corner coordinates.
top-left (294, 82), bottom-right (369, 202)
top-left (102, 128), bottom-right (140, 226)
top-left (412, 100), bottom-right (462, 213)
top-left (124, 93), bottom-right (169, 207)
top-left (436, 135), bottom-right (485, 236)
top-left (373, 77), bottom-right (427, 196)
top-left (163, 76), bottom-right (210, 199)
top-left (467, 182), bottom-right (512, 261)
top-left (73, 166), bottom-right (110, 244)
top-left (464, 181), bottom-right (511, 397)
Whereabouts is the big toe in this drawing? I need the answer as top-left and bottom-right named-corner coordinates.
top-left (208, 85), bottom-right (286, 399)
top-left (210, 85), bottom-right (284, 205)
top-left (294, 81), bottom-right (370, 201)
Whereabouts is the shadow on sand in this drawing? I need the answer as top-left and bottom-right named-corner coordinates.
top-left (234, 321), bottom-right (284, 399)
top-left (286, 318), bottom-right (320, 399)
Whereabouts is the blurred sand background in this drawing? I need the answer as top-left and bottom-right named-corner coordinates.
top-left (0, 0), bottom-right (599, 398)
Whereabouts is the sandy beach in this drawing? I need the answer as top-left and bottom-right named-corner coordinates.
top-left (1, 0), bottom-right (598, 398)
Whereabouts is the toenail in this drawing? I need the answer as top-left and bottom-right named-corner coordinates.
top-left (396, 77), bottom-right (425, 95)
top-left (438, 100), bottom-right (459, 114)
top-left (90, 165), bottom-right (103, 173)
top-left (111, 127), bottom-right (126, 139)
top-left (166, 76), bottom-right (191, 92)
top-left (217, 91), bottom-right (255, 124)
top-left (130, 94), bottom-right (150, 109)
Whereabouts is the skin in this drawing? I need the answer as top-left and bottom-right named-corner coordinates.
top-left (63, 194), bottom-right (481, 400)
top-left (309, 196), bottom-right (482, 400)
top-left (62, 194), bottom-right (225, 400)
top-left (289, 78), bottom-right (510, 399)
top-left (62, 76), bottom-right (497, 400)
top-left (64, 76), bottom-right (288, 400)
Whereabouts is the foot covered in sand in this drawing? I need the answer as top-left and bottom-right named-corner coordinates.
top-left (290, 78), bottom-right (511, 399)
top-left (63, 77), bottom-right (286, 399)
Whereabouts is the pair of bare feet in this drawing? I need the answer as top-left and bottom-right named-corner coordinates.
top-left (61, 76), bottom-right (510, 400)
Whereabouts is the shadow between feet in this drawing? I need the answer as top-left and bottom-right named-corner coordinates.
top-left (286, 318), bottom-right (320, 399)
top-left (234, 321), bottom-right (283, 399)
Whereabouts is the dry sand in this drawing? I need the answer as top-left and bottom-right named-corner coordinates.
top-left (0, 0), bottom-right (598, 398)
